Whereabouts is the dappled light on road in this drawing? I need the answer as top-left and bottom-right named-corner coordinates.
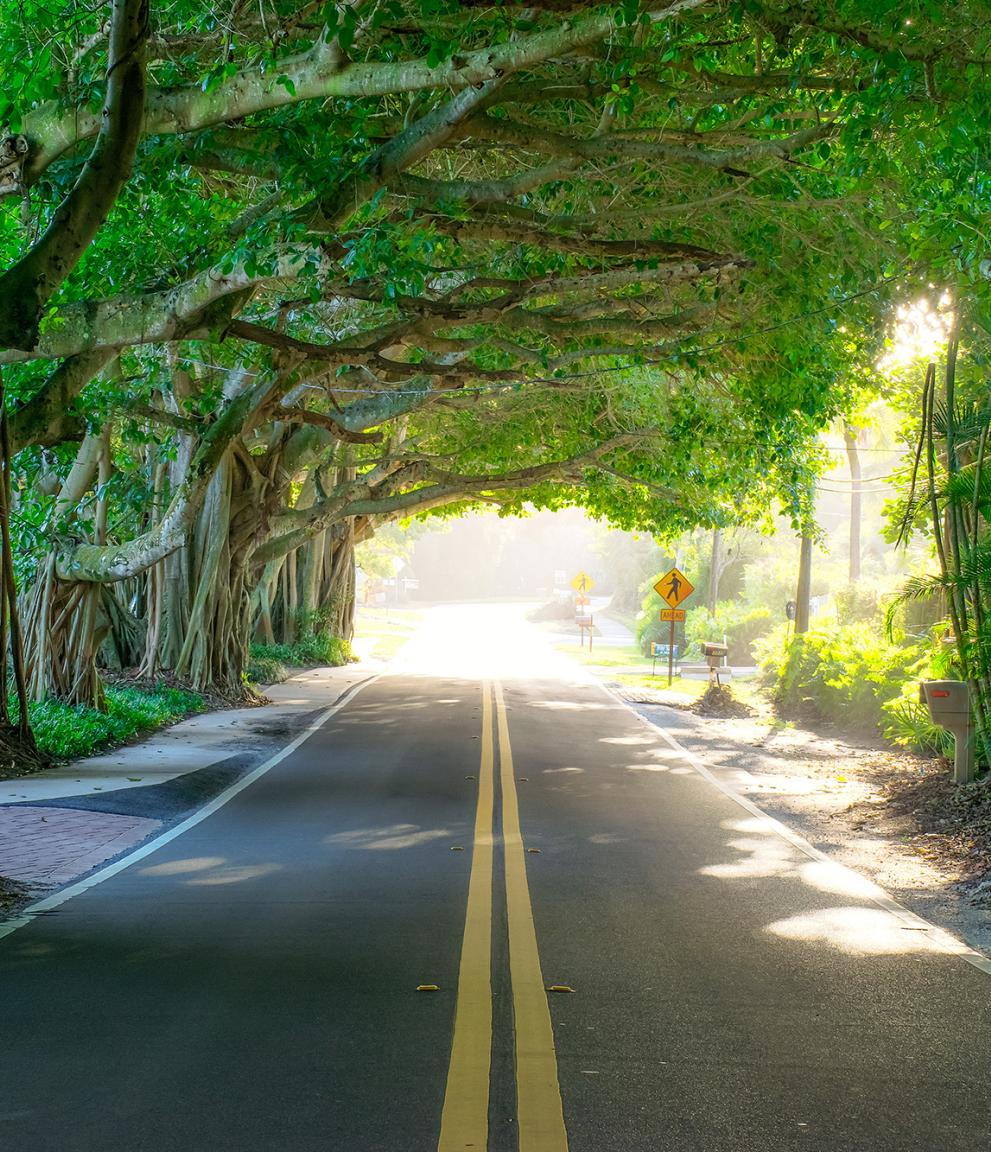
top-left (323, 824), bottom-right (454, 850)
top-left (697, 817), bottom-right (969, 958)
top-left (701, 837), bottom-right (797, 880)
top-left (766, 906), bottom-right (967, 957)
top-left (186, 863), bottom-right (282, 887)
top-left (140, 856), bottom-right (227, 877)
top-left (139, 856), bottom-right (282, 886)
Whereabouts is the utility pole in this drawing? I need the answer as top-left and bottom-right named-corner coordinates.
top-left (707, 528), bottom-right (722, 616)
top-left (795, 535), bottom-right (813, 634)
top-left (844, 423), bottom-right (862, 584)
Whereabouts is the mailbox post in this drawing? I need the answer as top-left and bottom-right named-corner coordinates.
top-left (701, 641), bottom-right (729, 687)
top-left (919, 680), bottom-right (976, 784)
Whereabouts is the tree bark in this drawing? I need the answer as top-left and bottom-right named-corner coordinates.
top-left (0, 0), bottom-right (148, 349)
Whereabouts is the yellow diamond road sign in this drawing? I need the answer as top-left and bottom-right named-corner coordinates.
top-left (571, 570), bottom-right (594, 594)
top-left (655, 567), bottom-right (694, 609)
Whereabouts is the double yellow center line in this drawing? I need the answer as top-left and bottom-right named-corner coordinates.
top-left (438, 680), bottom-right (568, 1152)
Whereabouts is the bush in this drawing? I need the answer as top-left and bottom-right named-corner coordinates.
top-left (757, 622), bottom-right (921, 732)
top-left (526, 597), bottom-right (574, 623)
top-left (684, 602), bottom-right (774, 664)
top-left (245, 652), bottom-right (288, 685)
top-left (881, 683), bottom-right (954, 756)
top-left (832, 584), bottom-right (879, 623)
top-left (636, 609), bottom-right (681, 655)
top-left (248, 633), bottom-right (354, 683)
top-left (28, 684), bottom-right (206, 761)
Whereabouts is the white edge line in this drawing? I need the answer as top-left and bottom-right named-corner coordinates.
top-left (0, 673), bottom-right (379, 945)
top-left (597, 680), bottom-right (991, 979)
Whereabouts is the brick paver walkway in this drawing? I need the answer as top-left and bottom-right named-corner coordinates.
top-left (0, 807), bottom-right (161, 886)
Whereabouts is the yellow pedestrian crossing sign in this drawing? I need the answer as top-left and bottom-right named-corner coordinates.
top-left (571, 570), bottom-right (594, 594)
top-left (654, 567), bottom-right (693, 609)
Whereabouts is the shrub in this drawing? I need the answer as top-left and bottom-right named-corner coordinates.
top-left (636, 608), bottom-right (680, 655)
top-left (684, 602), bottom-right (774, 664)
top-left (757, 622), bottom-right (921, 732)
top-left (526, 597), bottom-right (574, 623)
top-left (832, 584), bottom-right (879, 623)
top-left (247, 633), bottom-right (354, 683)
top-left (881, 684), bottom-right (954, 756)
top-left (245, 652), bottom-right (288, 685)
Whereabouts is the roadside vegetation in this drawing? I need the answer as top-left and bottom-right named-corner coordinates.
top-left (4, 684), bottom-right (206, 772)
top-left (247, 634), bottom-right (354, 686)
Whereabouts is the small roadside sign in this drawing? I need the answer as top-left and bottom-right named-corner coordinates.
top-left (660, 608), bottom-right (686, 623)
top-left (571, 570), bottom-right (594, 594)
top-left (654, 567), bottom-right (694, 609)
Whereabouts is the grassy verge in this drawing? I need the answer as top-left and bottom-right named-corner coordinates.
top-left (247, 634), bottom-right (354, 685)
top-left (609, 671), bottom-right (765, 711)
top-left (551, 625), bottom-right (765, 711)
top-left (353, 607), bottom-right (423, 661)
top-left (611, 672), bottom-right (709, 698)
top-left (26, 684), bottom-right (207, 763)
top-left (555, 640), bottom-right (644, 668)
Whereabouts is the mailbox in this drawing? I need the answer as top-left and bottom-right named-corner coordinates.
top-left (919, 680), bottom-right (975, 784)
top-left (701, 641), bottom-right (728, 661)
top-left (701, 641), bottom-right (729, 686)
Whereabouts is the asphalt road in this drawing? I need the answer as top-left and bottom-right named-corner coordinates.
top-left (2, 638), bottom-right (990, 1149)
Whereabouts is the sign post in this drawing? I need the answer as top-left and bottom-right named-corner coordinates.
top-left (654, 568), bottom-right (694, 686)
top-left (572, 571), bottom-right (595, 651)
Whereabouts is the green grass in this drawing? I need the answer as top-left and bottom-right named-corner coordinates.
top-left (555, 641), bottom-right (644, 668)
top-left (248, 634), bottom-right (354, 684)
top-left (27, 685), bottom-right (207, 761)
top-left (609, 673), bottom-right (766, 711)
top-left (611, 673), bottom-right (709, 699)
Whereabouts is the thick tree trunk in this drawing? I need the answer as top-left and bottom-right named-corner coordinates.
top-left (264, 517), bottom-right (356, 648)
top-left (156, 454), bottom-right (261, 697)
top-left (325, 522), bottom-right (356, 642)
top-left (21, 430), bottom-right (112, 707)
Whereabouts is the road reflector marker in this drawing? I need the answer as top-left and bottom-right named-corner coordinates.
top-left (546, 985), bottom-right (575, 994)
top-left (450, 845), bottom-right (465, 852)
top-left (464, 774), bottom-right (476, 780)
top-left (526, 848), bottom-right (541, 854)
top-left (417, 985), bottom-right (440, 992)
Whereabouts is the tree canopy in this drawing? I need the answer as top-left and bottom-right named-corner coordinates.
top-left (2, 0), bottom-right (991, 709)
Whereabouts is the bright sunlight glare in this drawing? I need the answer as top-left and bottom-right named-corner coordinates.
top-left (878, 293), bottom-right (954, 373)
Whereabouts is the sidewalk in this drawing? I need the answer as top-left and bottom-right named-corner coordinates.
top-left (0, 664), bottom-right (369, 904)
